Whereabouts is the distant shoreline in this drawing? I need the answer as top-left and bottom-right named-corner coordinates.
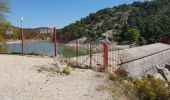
top-left (0, 40), bottom-right (50, 45)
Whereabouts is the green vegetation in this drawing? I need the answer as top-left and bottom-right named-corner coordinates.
top-left (62, 66), bottom-right (70, 75)
top-left (61, 0), bottom-right (170, 44)
top-left (0, 0), bottom-right (10, 23)
top-left (134, 76), bottom-right (170, 100)
top-left (1, 0), bottom-right (170, 44)
top-left (37, 64), bottom-right (71, 75)
top-left (125, 28), bottom-right (140, 43)
top-left (0, 46), bottom-right (7, 53)
top-left (0, 0), bottom-right (52, 42)
top-left (127, 0), bottom-right (170, 43)
top-left (108, 69), bottom-right (170, 100)
top-left (0, 0), bottom-right (11, 43)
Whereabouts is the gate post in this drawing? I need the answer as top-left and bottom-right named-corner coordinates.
top-left (103, 43), bottom-right (108, 68)
top-left (54, 27), bottom-right (57, 57)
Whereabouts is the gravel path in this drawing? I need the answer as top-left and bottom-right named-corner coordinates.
top-left (0, 54), bottom-right (112, 100)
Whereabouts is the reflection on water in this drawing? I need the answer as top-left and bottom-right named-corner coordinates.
top-left (0, 41), bottom-right (63, 56)
top-left (0, 41), bottom-right (101, 57)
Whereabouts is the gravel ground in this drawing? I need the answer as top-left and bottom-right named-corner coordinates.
top-left (0, 54), bottom-right (113, 100)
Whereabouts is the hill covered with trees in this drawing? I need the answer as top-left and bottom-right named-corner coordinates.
top-left (61, 0), bottom-right (170, 44)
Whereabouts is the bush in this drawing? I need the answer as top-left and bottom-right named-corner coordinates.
top-left (37, 64), bottom-right (71, 75)
top-left (122, 80), bottom-right (135, 93)
top-left (138, 37), bottom-right (147, 45)
top-left (125, 28), bottom-right (141, 43)
top-left (113, 34), bottom-right (121, 41)
top-left (109, 74), bottom-right (117, 81)
top-left (115, 68), bottom-right (128, 78)
top-left (134, 76), bottom-right (170, 100)
top-left (108, 70), bottom-right (170, 100)
top-left (62, 66), bottom-right (70, 75)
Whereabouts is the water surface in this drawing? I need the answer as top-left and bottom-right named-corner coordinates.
top-left (0, 41), bottom-right (64, 56)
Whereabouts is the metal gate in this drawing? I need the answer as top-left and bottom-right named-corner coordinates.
top-left (64, 41), bottom-right (122, 69)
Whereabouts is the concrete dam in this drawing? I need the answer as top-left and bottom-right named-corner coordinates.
top-left (120, 43), bottom-right (170, 81)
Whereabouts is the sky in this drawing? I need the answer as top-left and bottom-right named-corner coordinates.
top-left (7, 0), bottom-right (146, 28)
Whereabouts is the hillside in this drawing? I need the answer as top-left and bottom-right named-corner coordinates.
top-left (61, 0), bottom-right (170, 44)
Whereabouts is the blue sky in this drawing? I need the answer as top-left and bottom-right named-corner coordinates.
top-left (7, 0), bottom-right (145, 28)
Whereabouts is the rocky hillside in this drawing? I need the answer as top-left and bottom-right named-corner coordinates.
top-left (61, 0), bottom-right (170, 44)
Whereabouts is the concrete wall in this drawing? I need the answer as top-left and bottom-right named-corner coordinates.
top-left (69, 43), bottom-right (170, 80)
top-left (121, 49), bottom-right (170, 79)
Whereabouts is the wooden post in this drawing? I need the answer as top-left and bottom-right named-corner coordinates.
top-left (103, 43), bottom-right (108, 68)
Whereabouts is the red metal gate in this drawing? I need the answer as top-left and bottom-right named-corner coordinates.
top-left (65, 41), bottom-right (121, 69)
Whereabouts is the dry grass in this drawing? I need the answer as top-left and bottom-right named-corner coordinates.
top-left (37, 64), bottom-right (71, 75)
top-left (96, 84), bottom-right (108, 91)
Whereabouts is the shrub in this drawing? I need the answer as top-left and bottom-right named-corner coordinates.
top-left (62, 66), bottom-right (70, 75)
top-left (108, 68), bottom-right (170, 100)
top-left (122, 80), bottom-right (135, 93)
top-left (138, 37), bottom-right (147, 45)
top-left (125, 28), bottom-right (140, 43)
top-left (109, 74), bottom-right (117, 81)
top-left (37, 64), bottom-right (71, 75)
top-left (114, 68), bottom-right (128, 79)
top-left (134, 76), bottom-right (170, 100)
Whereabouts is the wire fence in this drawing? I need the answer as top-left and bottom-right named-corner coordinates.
top-left (64, 41), bottom-right (125, 69)
top-left (0, 28), bottom-right (124, 70)
top-left (1, 27), bottom-right (170, 79)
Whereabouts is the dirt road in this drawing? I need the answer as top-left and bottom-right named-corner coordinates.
top-left (0, 54), bottom-right (113, 100)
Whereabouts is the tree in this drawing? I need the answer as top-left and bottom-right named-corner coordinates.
top-left (125, 28), bottom-right (140, 43)
top-left (0, 0), bottom-right (10, 43)
top-left (0, 0), bottom-right (10, 23)
top-left (61, 0), bottom-right (170, 43)
top-left (138, 36), bottom-right (147, 45)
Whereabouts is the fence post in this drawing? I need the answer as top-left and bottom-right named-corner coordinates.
top-left (103, 42), bottom-right (108, 68)
top-left (76, 41), bottom-right (79, 67)
top-left (54, 27), bottom-right (57, 57)
top-left (21, 27), bottom-right (24, 54)
top-left (90, 42), bottom-right (92, 68)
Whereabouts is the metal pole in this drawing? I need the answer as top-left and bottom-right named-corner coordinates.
top-left (76, 41), bottom-right (79, 67)
top-left (54, 27), bottom-right (57, 57)
top-left (90, 42), bottom-right (92, 68)
top-left (21, 18), bottom-right (24, 54)
top-left (103, 43), bottom-right (108, 68)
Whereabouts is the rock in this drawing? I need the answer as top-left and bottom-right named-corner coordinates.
top-left (152, 73), bottom-right (166, 81)
top-left (156, 66), bottom-right (168, 81)
top-left (163, 68), bottom-right (170, 82)
top-left (165, 64), bottom-right (170, 71)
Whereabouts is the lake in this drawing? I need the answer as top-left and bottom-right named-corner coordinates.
top-left (0, 41), bottom-right (92, 57)
top-left (0, 41), bottom-right (66, 56)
